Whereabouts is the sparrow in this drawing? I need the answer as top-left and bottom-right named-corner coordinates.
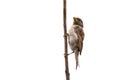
top-left (68, 17), bottom-right (85, 69)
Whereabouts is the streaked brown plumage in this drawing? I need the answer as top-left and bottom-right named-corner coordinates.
top-left (68, 17), bottom-right (85, 69)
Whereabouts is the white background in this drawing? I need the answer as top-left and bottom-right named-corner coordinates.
top-left (0, 0), bottom-right (120, 80)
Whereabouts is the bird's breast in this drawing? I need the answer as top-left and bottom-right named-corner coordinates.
top-left (68, 30), bottom-right (78, 50)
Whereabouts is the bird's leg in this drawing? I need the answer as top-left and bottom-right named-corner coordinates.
top-left (64, 51), bottom-right (74, 56)
top-left (68, 51), bottom-right (74, 55)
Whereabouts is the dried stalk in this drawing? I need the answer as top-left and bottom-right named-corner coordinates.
top-left (63, 0), bottom-right (70, 80)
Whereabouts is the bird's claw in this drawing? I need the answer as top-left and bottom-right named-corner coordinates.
top-left (63, 33), bottom-right (69, 37)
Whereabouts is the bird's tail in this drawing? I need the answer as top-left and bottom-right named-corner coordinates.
top-left (74, 48), bottom-right (79, 69)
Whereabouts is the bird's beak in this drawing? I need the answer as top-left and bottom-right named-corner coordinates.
top-left (73, 17), bottom-right (78, 22)
top-left (73, 17), bottom-right (76, 21)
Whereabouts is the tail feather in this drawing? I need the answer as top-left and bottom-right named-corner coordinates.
top-left (74, 48), bottom-right (79, 69)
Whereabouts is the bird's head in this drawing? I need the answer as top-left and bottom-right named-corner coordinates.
top-left (73, 17), bottom-right (83, 27)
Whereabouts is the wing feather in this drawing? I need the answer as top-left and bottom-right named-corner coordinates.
top-left (75, 26), bottom-right (84, 55)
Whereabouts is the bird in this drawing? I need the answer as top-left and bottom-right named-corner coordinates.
top-left (68, 17), bottom-right (85, 69)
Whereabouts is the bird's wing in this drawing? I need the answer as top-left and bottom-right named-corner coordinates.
top-left (76, 26), bottom-right (85, 55)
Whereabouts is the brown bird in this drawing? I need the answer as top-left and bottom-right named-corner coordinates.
top-left (68, 17), bottom-right (85, 69)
